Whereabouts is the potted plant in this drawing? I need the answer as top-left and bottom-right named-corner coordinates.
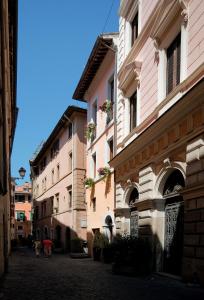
top-left (85, 122), bottom-right (96, 141)
top-left (97, 166), bottom-right (111, 178)
top-left (84, 177), bottom-right (94, 188)
top-left (99, 100), bottom-right (112, 113)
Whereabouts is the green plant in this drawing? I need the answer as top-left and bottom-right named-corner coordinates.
top-left (99, 100), bottom-right (113, 113)
top-left (111, 235), bottom-right (153, 276)
top-left (85, 122), bottom-right (96, 141)
top-left (71, 238), bottom-right (84, 253)
top-left (97, 166), bottom-right (111, 177)
top-left (84, 177), bottom-right (94, 188)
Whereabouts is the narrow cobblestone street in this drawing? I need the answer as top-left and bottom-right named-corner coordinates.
top-left (0, 248), bottom-right (204, 300)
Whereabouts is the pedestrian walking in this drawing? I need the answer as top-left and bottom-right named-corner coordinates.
top-left (43, 237), bottom-right (53, 257)
top-left (34, 239), bottom-right (41, 257)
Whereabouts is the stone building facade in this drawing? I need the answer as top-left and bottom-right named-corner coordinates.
top-left (30, 106), bottom-right (87, 251)
top-left (14, 182), bottom-right (32, 241)
top-left (73, 33), bottom-right (118, 254)
top-left (0, 0), bottom-right (18, 276)
top-left (109, 0), bottom-right (204, 283)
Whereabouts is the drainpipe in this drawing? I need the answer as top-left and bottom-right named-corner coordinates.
top-left (63, 114), bottom-right (74, 235)
top-left (101, 37), bottom-right (118, 227)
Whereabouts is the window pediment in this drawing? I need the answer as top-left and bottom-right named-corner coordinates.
top-left (118, 60), bottom-right (142, 97)
top-left (150, 0), bottom-right (189, 44)
top-left (119, 0), bottom-right (138, 19)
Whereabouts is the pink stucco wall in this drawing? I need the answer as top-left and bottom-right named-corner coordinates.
top-left (187, 0), bottom-right (204, 75)
top-left (85, 48), bottom-right (116, 247)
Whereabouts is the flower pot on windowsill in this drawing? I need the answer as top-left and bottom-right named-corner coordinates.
top-left (99, 100), bottom-right (113, 114)
top-left (97, 166), bottom-right (111, 178)
top-left (84, 177), bottom-right (94, 189)
top-left (85, 122), bottom-right (96, 141)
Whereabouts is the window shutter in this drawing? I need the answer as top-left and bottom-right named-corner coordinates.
top-left (130, 92), bottom-right (137, 131)
top-left (176, 34), bottom-right (181, 86)
top-left (167, 32), bottom-right (181, 94)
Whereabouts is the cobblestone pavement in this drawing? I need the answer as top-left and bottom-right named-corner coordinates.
top-left (0, 248), bottom-right (204, 300)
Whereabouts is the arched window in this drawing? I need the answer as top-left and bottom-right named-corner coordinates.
top-left (128, 188), bottom-right (139, 237)
top-left (129, 188), bottom-right (139, 207)
top-left (163, 169), bottom-right (185, 196)
top-left (105, 215), bottom-right (113, 227)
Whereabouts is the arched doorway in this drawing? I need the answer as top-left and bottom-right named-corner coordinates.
top-left (129, 188), bottom-right (139, 237)
top-left (104, 215), bottom-right (113, 242)
top-left (163, 169), bottom-right (185, 275)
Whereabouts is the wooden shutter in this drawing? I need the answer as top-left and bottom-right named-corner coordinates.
top-left (167, 33), bottom-right (181, 94)
top-left (109, 139), bottom-right (113, 160)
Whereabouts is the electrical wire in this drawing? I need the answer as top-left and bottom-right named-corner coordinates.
top-left (102, 0), bottom-right (116, 33)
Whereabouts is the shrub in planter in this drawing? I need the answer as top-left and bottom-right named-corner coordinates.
top-left (71, 238), bottom-right (83, 253)
top-left (84, 177), bottom-right (94, 188)
top-left (111, 235), bottom-right (152, 276)
top-left (102, 243), bottom-right (113, 263)
top-left (92, 232), bottom-right (109, 261)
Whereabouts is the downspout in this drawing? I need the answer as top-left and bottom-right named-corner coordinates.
top-left (101, 38), bottom-right (118, 227)
top-left (113, 44), bottom-right (118, 221)
top-left (63, 114), bottom-right (74, 234)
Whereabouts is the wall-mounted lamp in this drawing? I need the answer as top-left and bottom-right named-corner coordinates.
top-left (13, 167), bottom-right (26, 180)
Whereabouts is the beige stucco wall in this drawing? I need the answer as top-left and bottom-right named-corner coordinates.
top-left (32, 110), bottom-right (87, 249)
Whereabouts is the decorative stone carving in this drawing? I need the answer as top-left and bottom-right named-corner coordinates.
top-left (118, 60), bottom-right (142, 97)
top-left (181, 9), bottom-right (188, 26)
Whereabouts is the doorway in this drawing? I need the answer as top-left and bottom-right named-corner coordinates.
top-left (163, 169), bottom-right (185, 275)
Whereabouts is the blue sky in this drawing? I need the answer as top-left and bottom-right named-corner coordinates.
top-left (11, 0), bottom-right (119, 183)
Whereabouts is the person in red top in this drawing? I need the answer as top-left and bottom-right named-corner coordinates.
top-left (43, 237), bottom-right (52, 257)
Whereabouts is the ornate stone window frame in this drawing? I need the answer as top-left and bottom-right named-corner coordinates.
top-left (118, 60), bottom-right (142, 138)
top-left (150, 0), bottom-right (189, 103)
top-left (119, 0), bottom-right (141, 58)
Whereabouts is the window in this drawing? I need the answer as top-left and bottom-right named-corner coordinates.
top-left (54, 194), bottom-right (59, 213)
top-left (51, 139), bottom-right (59, 158)
top-left (69, 152), bottom-right (72, 173)
top-left (16, 211), bottom-right (25, 221)
top-left (15, 194), bottom-right (25, 202)
top-left (18, 226), bottom-right (23, 230)
top-left (50, 196), bottom-right (54, 214)
top-left (57, 164), bottom-right (60, 180)
top-left (92, 198), bottom-right (96, 212)
top-left (92, 153), bottom-right (96, 178)
top-left (44, 177), bottom-right (47, 191)
top-left (68, 123), bottom-right (72, 139)
top-left (131, 12), bottom-right (138, 46)
top-left (108, 139), bottom-right (114, 161)
top-left (68, 189), bottom-right (72, 208)
top-left (51, 169), bottom-right (55, 184)
top-left (166, 32), bottom-right (181, 94)
top-left (92, 100), bottom-right (97, 125)
top-left (130, 91), bottom-right (137, 131)
top-left (107, 78), bottom-right (114, 124)
top-left (92, 100), bottom-right (97, 140)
